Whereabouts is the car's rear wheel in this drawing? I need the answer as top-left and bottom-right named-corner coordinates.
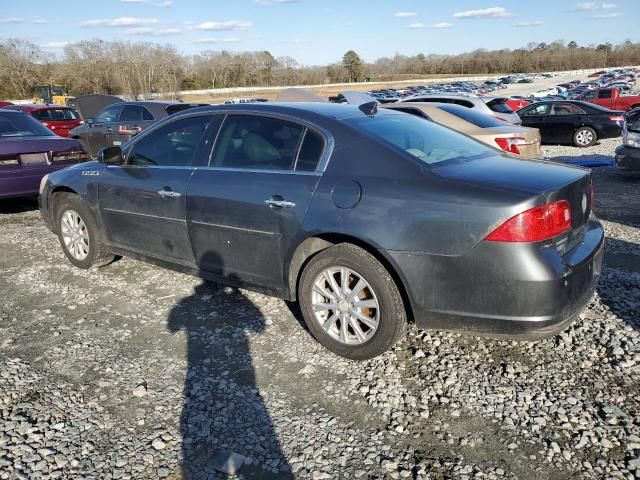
top-left (573, 127), bottom-right (597, 147)
top-left (55, 194), bottom-right (115, 269)
top-left (298, 243), bottom-right (407, 360)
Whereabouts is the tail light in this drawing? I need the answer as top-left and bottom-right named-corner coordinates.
top-left (609, 115), bottom-right (624, 122)
top-left (52, 151), bottom-right (88, 162)
top-left (0, 158), bottom-right (19, 166)
top-left (486, 200), bottom-right (572, 242)
top-left (495, 137), bottom-right (527, 155)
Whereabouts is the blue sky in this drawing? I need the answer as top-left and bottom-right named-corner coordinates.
top-left (0, 1), bottom-right (638, 65)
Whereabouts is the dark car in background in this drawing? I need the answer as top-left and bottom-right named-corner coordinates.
top-left (69, 100), bottom-right (207, 157)
top-left (615, 108), bottom-right (640, 176)
top-left (1, 104), bottom-right (83, 138)
top-left (40, 102), bottom-right (603, 360)
top-left (0, 110), bottom-right (87, 199)
top-left (518, 100), bottom-right (624, 147)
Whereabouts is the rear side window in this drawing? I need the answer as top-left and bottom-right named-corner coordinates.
top-left (295, 130), bottom-right (325, 172)
top-left (550, 104), bottom-right (586, 115)
top-left (212, 115), bottom-right (304, 171)
top-left (351, 114), bottom-right (493, 166)
top-left (485, 99), bottom-right (514, 114)
top-left (128, 115), bottom-right (214, 167)
top-left (437, 105), bottom-right (505, 128)
top-left (599, 90), bottom-right (613, 99)
top-left (120, 105), bottom-right (154, 122)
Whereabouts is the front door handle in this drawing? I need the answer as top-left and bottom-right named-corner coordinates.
top-left (157, 190), bottom-right (182, 198)
top-left (265, 199), bottom-right (296, 208)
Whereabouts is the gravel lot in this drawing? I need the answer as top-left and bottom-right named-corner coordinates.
top-left (1, 138), bottom-right (639, 479)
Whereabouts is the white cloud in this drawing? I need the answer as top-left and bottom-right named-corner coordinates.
top-left (0, 17), bottom-right (23, 24)
top-left (593, 12), bottom-right (622, 17)
top-left (126, 27), bottom-right (181, 35)
top-left (41, 41), bottom-right (69, 49)
top-left (192, 20), bottom-right (252, 31)
top-left (81, 17), bottom-right (159, 27)
top-left (121, 0), bottom-right (173, 6)
top-left (432, 22), bottom-right (453, 29)
top-left (394, 12), bottom-right (417, 18)
top-left (193, 37), bottom-right (240, 44)
top-left (574, 2), bottom-right (617, 10)
top-left (33, 17), bottom-right (48, 24)
top-left (453, 6), bottom-right (511, 18)
top-left (513, 21), bottom-right (544, 27)
top-left (407, 23), bottom-right (425, 29)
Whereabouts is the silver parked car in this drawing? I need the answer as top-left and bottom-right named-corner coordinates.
top-left (401, 94), bottom-right (522, 125)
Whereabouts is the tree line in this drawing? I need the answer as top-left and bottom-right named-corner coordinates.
top-left (0, 38), bottom-right (639, 101)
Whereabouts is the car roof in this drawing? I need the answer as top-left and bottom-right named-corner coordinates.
top-left (176, 102), bottom-right (402, 121)
top-left (3, 104), bottom-right (76, 112)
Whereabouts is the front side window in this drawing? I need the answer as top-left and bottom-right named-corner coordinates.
top-left (599, 90), bottom-right (613, 99)
top-left (583, 91), bottom-right (597, 100)
top-left (128, 115), bottom-right (213, 167)
top-left (520, 104), bottom-right (549, 116)
top-left (351, 113), bottom-right (494, 166)
top-left (119, 106), bottom-right (144, 122)
top-left (212, 115), bottom-right (304, 171)
top-left (94, 105), bottom-right (122, 124)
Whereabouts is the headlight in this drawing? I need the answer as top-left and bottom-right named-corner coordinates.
top-left (39, 174), bottom-right (49, 195)
top-left (624, 130), bottom-right (640, 148)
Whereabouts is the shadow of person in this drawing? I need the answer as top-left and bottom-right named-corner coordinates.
top-left (167, 252), bottom-right (293, 479)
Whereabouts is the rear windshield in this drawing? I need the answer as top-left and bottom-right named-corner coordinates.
top-left (351, 113), bottom-right (494, 166)
top-left (32, 108), bottom-right (80, 121)
top-left (437, 104), bottom-right (506, 128)
top-left (0, 112), bottom-right (54, 137)
top-left (485, 99), bottom-right (514, 114)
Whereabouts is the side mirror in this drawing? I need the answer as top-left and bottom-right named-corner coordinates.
top-left (98, 146), bottom-right (123, 165)
top-left (86, 118), bottom-right (95, 126)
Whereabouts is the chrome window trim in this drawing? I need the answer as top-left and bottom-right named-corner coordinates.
top-left (124, 108), bottom-right (334, 174)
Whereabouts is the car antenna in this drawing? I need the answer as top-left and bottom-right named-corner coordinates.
top-left (359, 101), bottom-right (378, 116)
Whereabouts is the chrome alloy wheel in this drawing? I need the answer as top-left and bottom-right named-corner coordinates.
top-left (311, 267), bottom-right (380, 345)
top-left (576, 129), bottom-right (594, 146)
top-left (60, 210), bottom-right (90, 261)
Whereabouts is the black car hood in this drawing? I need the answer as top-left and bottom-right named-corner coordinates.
top-left (68, 94), bottom-right (123, 119)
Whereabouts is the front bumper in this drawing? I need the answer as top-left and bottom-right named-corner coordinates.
top-left (615, 144), bottom-right (640, 175)
top-left (386, 216), bottom-right (604, 340)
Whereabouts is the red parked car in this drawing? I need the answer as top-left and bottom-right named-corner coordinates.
top-left (506, 98), bottom-right (532, 111)
top-left (0, 104), bottom-right (83, 137)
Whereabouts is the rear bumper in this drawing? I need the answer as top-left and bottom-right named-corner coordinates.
top-left (386, 216), bottom-right (604, 339)
top-left (615, 144), bottom-right (640, 174)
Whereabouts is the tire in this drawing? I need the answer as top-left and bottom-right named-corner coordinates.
top-left (298, 243), bottom-right (407, 360)
top-left (55, 193), bottom-right (115, 269)
top-left (573, 127), bottom-right (597, 148)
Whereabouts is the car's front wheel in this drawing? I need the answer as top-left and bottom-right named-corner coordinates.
top-left (55, 194), bottom-right (115, 269)
top-left (573, 127), bottom-right (597, 147)
top-left (298, 244), bottom-right (407, 360)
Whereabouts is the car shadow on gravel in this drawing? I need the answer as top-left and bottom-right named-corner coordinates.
top-left (600, 237), bottom-right (640, 332)
top-left (167, 252), bottom-right (293, 479)
top-left (0, 197), bottom-right (38, 214)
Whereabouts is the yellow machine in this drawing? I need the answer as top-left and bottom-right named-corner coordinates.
top-left (35, 84), bottom-right (74, 105)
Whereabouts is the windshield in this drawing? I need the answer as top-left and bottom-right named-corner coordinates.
top-left (0, 112), bottom-right (55, 138)
top-left (351, 113), bottom-right (495, 165)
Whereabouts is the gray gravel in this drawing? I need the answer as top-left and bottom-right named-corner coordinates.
top-left (1, 138), bottom-right (639, 479)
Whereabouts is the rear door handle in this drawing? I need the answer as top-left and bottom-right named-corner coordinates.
top-left (157, 190), bottom-right (182, 198)
top-left (265, 199), bottom-right (296, 208)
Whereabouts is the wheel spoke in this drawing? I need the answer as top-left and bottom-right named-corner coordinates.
top-left (323, 271), bottom-right (341, 297)
top-left (322, 313), bottom-right (339, 331)
top-left (353, 298), bottom-right (377, 309)
top-left (340, 267), bottom-right (349, 295)
top-left (347, 278), bottom-right (366, 301)
top-left (350, 309), bottom-right (378, 329)
top-left (349, 316), bottom-right (367, 343)
top-left (313, 284), bottom-right (337, 302)
top-left (313, 302), bottom-right (337, 313)
top-left (340, 313), bottom-right (349, 342)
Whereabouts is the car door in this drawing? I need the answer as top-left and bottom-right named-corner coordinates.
top-left (518, 103), bottom-right (551, 140)
top-left (548, 103), bottom-right (587, 143)
top-left (187, 113), bottom-right (327, 290)
top-left (98, 113), bottom-right (216, 266)
top-left (111, 105), bottom-right (156, 147)
top-left (86, 104), bottom-right (123, 156)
